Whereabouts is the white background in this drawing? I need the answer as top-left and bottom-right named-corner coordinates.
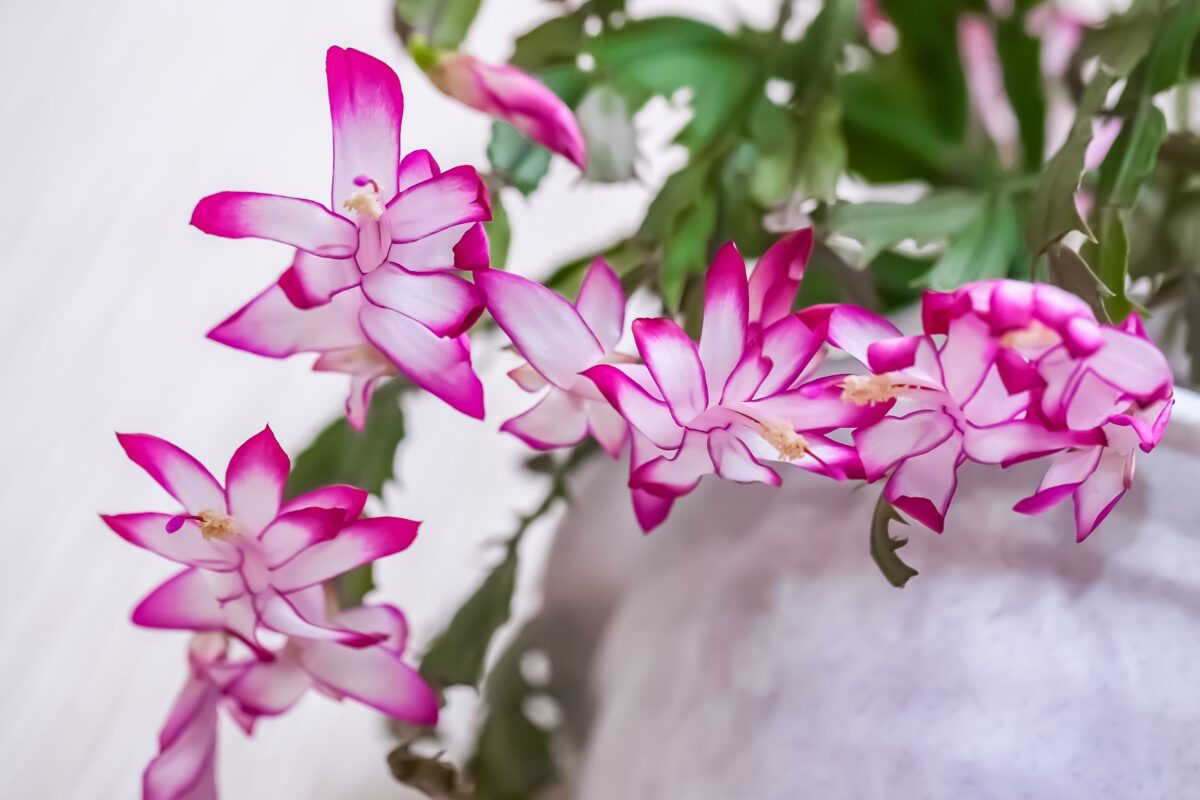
top-left (0, 0), bottom-right (1124, 797)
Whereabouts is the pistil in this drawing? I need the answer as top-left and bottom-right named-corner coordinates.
top-left (343, 176), bottom-right (385, 220)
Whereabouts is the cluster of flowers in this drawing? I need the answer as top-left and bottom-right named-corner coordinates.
top-left (103, 428), bottom-right (436, 799)
top-left (489, 236), bottom-right (1174, 539)
top-left (108, 44), bottom-right (1174, 799)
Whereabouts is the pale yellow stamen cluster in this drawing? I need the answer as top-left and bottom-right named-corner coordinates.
top-left (1000, 320), bottom-right (1058, 349)
top-left (343, 181), bottom-right (385, 221)
top-left (841, 373), bottom-right (901, 406)
top-left (197, 510), bottom-right (238, 541)
top-left (758, 421), bottom-right (809, 461)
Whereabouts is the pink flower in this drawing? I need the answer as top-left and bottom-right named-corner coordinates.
top-left (192, 47), bottom-right (490, 423)
top-left (478, 258), bottom-right (631, 457)
top-left (429, 53), bottom-right (587, 169)
top-left (103, 427), bottom-right (420, 656)
top-left (585, 233), bottom-right (883, 531)
top-left (143, 603), bottom-right (436, 799)
top-left (1016, 314), bottom-right (1174, 539)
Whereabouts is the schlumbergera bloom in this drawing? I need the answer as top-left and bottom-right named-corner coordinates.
top-left (102, 427), bottom-right (425, 656)
top-left (425, 51), bottom-right (587, 169)
top-left (585, 231), bottom-right (889, 532)
top-left (192, 47), bottom-right (491, 425)
top-left (839, 279), bottom-right (1173, 539)
top-left (479, 258), bottom-right (631, 457)
top-left (106, 427), bottom-right (437, 799)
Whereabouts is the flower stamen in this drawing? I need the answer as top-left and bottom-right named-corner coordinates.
top-left (1000, 320), bottom-right (1058, 350)
top-left (758, 421), bottom-right (809, 461)
top-left (166, 510), bottom-right (239, 540)
top-left (343, 175), bottom-right (385, 220)
top-left (841, 373), bottom-right (902, 406)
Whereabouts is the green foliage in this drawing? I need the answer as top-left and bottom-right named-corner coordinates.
top-left (922, 195), bottom-right (1020, 290)
top-left (420, 546), bottom-right (518, 689)
top-left (285, 379), bottom-right (407, 499)
top-left (1047, 243), bottom-right (1112, 319)
top-left (996, 13), bottom-right (1045, 171)
top-left (394, 0), bottom-right (482, 49)
top-left (284, 380), bottom-right (408, 608)
top-left (822, 191), bottom-right (985, 266)
top-left (486, 178), bottom-right (511, 268)
top-left (870, 494), bottom-right (919, 589)
top-left (487, 122), bottom-right (551, 196)
top-left (576, 83), bottom-right (638, 182)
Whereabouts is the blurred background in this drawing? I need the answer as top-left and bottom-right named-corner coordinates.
top-left (0, 0), bottom-right (1152, 797)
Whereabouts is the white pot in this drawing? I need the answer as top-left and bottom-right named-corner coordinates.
top-left (534, 389), bottom-right (1200, 799)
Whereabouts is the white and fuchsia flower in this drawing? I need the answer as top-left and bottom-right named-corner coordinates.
top-left (143, 604), bottom-right (435, 800)
top-left (586, 233), bottom-right (887, 531)
top-left (102, 427), bottom-right (421, 656)
top-left (841, 278), bottom-right (1173, 539)
top-left (192, 47), bottom-right (491, 425)
top-left (429, 53), bottom-right (587, 169)
top-left (479, 258), bottom-right (632, 457)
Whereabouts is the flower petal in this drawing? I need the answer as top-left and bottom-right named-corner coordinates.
top-left (738, 376), bottom-right (891, 432)
top-left (963, 420), bottom-right (1101, 465)
top-left (586, 400), bottom-right (630, 458)
top-left (259, 506), bottom-right (347, 569)
top-left (757, 315), bottom-right (823, 396)
top-left (386, 166), bottom-right (491, 243)
top-left (191, 192), bottom-right (357, 257)
top-left (256, 590), bottom-right (383, 647)
top-left (631, 488), bottom-right (675, 533)
top-left (299, 642), bottom-right (439, 724)
top-left (853, 410), bottom-right (955, 481)
top-left (396, 148), bottom-right (439, 191)
top-left (269, 517), bottom-right (420, 593)
top-left (584, 364), bottom-right (683, 450)
top-left (1014, 446), bottom-right (1102, 516)
top-left (501, 389), bottom-right (590, 450)
top-left (280, 484), bottom-right (369, 518)
top-left (358, 305), bottom-right (484, 418)
top-left (143, 678), bottom-right (218, 800)
top-left (698, 243), bottom-right (750, 399)
top-left (116, 433), bottom-right (226, 515)
top-left (327, 46), bottom-right (405, 209)
top-left (361, 264), bottom-right (484, 337)
top-left (101, 513), bottom-right (237, 570)
top-left (630, 431), bottom-right (712, 495)
top-left (802, 305), bottom-right (902, 366)
top-left (1073, 449), bottom-right (1131, 540)
top-left (225, 426), bottom-right (289, 537)
top-left (885, 431), bottom-right (964, 533)
top-left (708, 428), bottom-right (780, 486)
top-left (477, 269), bottom-right (603, 386)
top-left (278, 251), bottom-right (361, 309)
top-left (208, 283), bottom-right (368, 358)
top-left (335, 604), bottom-right (410, 654)
top-left (132, 569), bottom-right (224, 632)
top-left (226, 655), bottom-right (311, 716)
top-left (633, 318), bottom-right (708, 424)
top-left (575, 258), bottom-right (626, 351)
top-left (939, 313), bottom-right (997, 406)
top-left (388, 223), bottom-right (486, 272)
top-left (748, 228), bottom-right (813, 328)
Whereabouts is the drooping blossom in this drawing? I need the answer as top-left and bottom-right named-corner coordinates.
top-left (427, 53), bottom-right (587, 169)
top-left (586, 232), bottom-right (885, 531)
top-left (192, 47), bottom-right (491, 424)
top-left (837, 307), bottom-right (1098, 532)
top-left (479, 258), bottom-right (632, 457)
top-left (959, 14), bottom-right (1021, 167)
top-left (103, 427), bottom-right (420, 655)
top-left (1015, 314), bottom-right (1174, 539)
top-left (843, 279), bottom-right (1171, 537)
top-left (143, 602), bottom-right (436, 800)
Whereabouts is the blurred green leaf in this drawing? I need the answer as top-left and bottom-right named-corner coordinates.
top-left (1026, 71), bottom-right (1115, 255)
top-left (509, 10), bottom-right (588, 71)
top-left (285, 380), bottom-right (407, 609)
top-left (576, 83), bottom-right (638, 182)
top-left (1143, 0), bottom-right (1200, 94)
top-left (486, 181), bottom-right (511, 268)
top-left (388, 743), bottom-right (468, 799)
top-left (1076, 7), bottom-right (1158, 75)
top-left (591, 17), bottom-right (759, 150)
top-left (420, 546), bottom-right (518, 689)
top-left (796, 94), bottom-right (847, 202)
top-left (995, 13), bottom-right (1045, 172)
top-left (922, 196), bottom-right (1020, 290)
top-left (879, 0), bottom-right (970, 140)
top-left (660, 193), bottom-right (717, 310)
top-left (468, 640), bottom-right (558, 800)
top-left (395, 0), bottom-right (482, 50)
top-left (286, 379), bottom-right (407, 499)
top-left (822, 190), bottom-right (985, 265)
top-left (870, 494), bottom-right (918, 588)
top-left (1046, 243), bottom-right (1113, 320)
top-left (488, 122), bottom-right (552, 196)
top-left (1084, 208), bottom-right (1132, 321)
top-left (1097, 104), bottom-right (1167, 208)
